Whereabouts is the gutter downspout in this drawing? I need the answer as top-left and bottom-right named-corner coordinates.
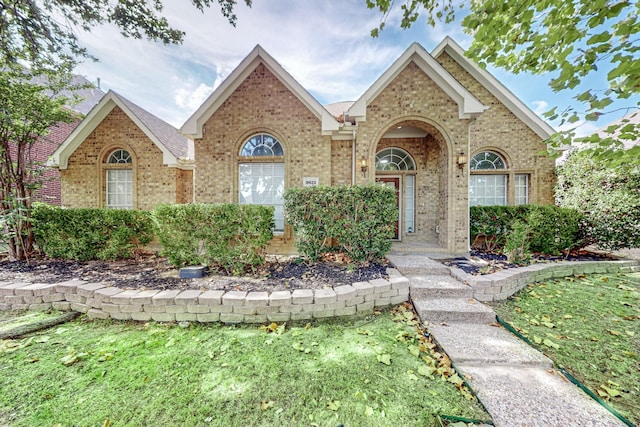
top-left (467, 117), bottom-right (475, 253)
top-left (351, 127), bottom-right (357, 185)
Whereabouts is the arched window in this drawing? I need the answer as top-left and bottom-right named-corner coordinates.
top-left (470, 151), bottom-right (505, 170)
top-left (469, 151), bottom-right (507, 206)
top-left (375, 147), bottom-right (416, 171)
top-left (105, 149), bottom-right (133, 209)
top-left (240, 134), bottom-right (284, 156)
top-left (238, 134), bottom-right (285, 232)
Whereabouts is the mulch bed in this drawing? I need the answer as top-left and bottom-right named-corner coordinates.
top-left (0, 252), bottom-right (390, 293)
top-left (441, 249), bottom-right (617, 275)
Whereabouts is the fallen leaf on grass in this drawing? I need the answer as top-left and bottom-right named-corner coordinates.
top-left (260, 400), bottom-right (274, 411)
top-left (407, 345), bottom-right (420, 357)
top-left (417, 365), bottom-right (435, 377)
top-left (542, 339), bottom-right (560, 349)
top-left (377, 353), bottom-right (391, 365)
top-left (364, 406), bottom-right (375, 417)
top-left (607, 329), bottom-right (622, 336)
top-left (326, 400), bottom-right (341, 411)
top-left (259, 322), bottom-right (286, 335)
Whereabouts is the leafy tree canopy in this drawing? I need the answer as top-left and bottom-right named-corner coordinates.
top-left (367, 0), bottom-right (640, 167)
top-left (0, 0), bottom-right (252, 69)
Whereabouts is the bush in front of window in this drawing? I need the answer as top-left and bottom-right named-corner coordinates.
top-left (470, 205), bottom-right (585, 256)
top-left (32, 204), bottom-right (154, 260)
top-left (152, 203), bottom-right (274, 274)
top-left (284, 184), bottom-right (397, 262)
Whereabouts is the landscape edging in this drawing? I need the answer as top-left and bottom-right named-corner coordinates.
top-left (0, 268), bottom-right (410, 323)
top-left (449, 259), bottom-right (640, 302)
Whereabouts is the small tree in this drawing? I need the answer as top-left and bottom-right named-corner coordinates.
top-left (556, 151), bottom-right (640, 250)
top-left (0, 65), bottom-right (75, 260)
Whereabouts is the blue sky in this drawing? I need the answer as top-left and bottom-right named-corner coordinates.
top-left (74, 0), bottom-right (632, 135)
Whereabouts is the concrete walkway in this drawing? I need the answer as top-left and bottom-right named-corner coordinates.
top-left (387, 253), bottom-right (626, 427)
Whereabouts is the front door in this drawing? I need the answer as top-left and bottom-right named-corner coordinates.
top-left (376, 176), bottom-right (400, 240)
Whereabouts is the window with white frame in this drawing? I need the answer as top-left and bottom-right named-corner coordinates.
top-left (515, 174), bottom-right (529, 205)
top-left (105, 149), bottom-right (133, 209)
top-left (469, 151), bottom-right (507, 206)
top-left (238, 134), bottom-right (285, 232)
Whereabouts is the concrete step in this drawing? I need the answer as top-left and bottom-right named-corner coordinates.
top-left (457, 366), bottom-right (626, 427)
top-left (428, 323), bottom-right (551, 368)
top-left (413, 298), bottom-right (496, 324)
top-left (410, 275), bottom-right (473, 299)
top-left (387, 254), bottom-right (451, 276)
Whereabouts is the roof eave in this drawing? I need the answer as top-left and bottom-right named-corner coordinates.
top-left (346, 42), bottom-right (485, 121)
top-left (432, 37), bottom-right (555, 139)
top-left (181, 45), bottom-right (339, 138)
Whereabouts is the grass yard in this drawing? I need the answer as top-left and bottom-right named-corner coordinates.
top-left (0, 305), bottom-right (488, 426)
top-left (491, 272), bottom-right (640, 425)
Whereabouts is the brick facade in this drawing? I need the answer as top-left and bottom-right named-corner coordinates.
top-left (60, 107), bottom-right (191, 209)
top-left (437, 52), bottom-right (556, 204)
top-left (57, 41), bottom-right (556, 257)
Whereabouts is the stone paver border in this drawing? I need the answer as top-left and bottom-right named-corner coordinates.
top-left (0, 269), bottom-right (410, 323)
top-left (450, 259), bottom-right (640, 302)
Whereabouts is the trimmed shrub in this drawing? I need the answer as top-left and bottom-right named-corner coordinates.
top-left (284, 184), bottom-right (397, 262)
top-left (470, 205), bottom-right (584, 255)
top-left (32, 204), bottom-right (154, 261)
top-left (152, 203), bottom-right (274, 274)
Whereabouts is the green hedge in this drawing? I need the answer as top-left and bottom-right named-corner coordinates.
top-left (32, 204), bottom-right (154, 261)
top-left (152, 203), bottom-right (274, 274)
top-left (283, 184), bottom-right (397, 262)
top-left (470, 205), bottom-right (584, 255)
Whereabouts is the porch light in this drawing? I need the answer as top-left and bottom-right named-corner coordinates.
top-left (457, 151), bottom-right (467, 168)
top-left (361, 158), bottom-right (368, 177)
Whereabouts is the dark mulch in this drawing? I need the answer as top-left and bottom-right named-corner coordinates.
top-left (0, 252), bottom-right (390, 292)
top-left (441, 249), bottom-right (617, 275)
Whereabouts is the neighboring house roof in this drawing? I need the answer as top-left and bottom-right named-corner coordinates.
top-left (50, 90), bottom-right (193, 169)
top-left (64, 75), bottom-right (105, 115)
top-left (347, 42), bottom-right (487, 121)
top-left (324, 101), bottom-right (355, 121)
top-left (181, 45), bottom-right (341, 139)
top-left (432, 37), bottom-right (556, 139)
top-left (30, 74), bottom-right (104, 115)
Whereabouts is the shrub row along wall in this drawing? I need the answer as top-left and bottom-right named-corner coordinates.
top-left (470, 205), bottom-right (583, 254)
top-left (0, 274), bottom-right (410, 323)
top-left (451, 260), bottom-right (640, 302)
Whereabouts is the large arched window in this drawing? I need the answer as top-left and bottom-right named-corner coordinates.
top-left (238, 133), bottom-right (285, 232)
top-left (469, 151), bottom-right (507, 206)
top-left (375, 147), bottom-right (416, 171)
top-left (105, 149), bottom-right (133, 209)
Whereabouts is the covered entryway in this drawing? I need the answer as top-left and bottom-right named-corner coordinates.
top-left (373, 119), bottom-right (454, 251)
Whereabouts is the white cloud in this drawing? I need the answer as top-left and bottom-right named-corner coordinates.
top-left (531, 100), bottom-right (549, 116)
top-left (173, 81), bottom-right (214, 112)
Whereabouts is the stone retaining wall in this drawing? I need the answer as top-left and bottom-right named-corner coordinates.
top-left (0, 274), bottom-right (411, 323)
top-left (450, 260), bottom-right (640, 302)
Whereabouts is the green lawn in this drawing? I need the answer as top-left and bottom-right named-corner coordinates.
top-left (0, 305), bottom-right (488, 426)
top-left (491, 272), bottom-right (640, 425)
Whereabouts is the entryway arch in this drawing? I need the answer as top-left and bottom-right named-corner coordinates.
top-left (372, 118), bottom-right (453, 247)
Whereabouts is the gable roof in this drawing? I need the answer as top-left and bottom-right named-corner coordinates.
top-left (50, 90), bottom-right (193, 169)
top-left (432, 37), bottom-right (555, 139)
top-left (347, 42), bottom-right (487, 121)
top-left (181, 45), bottom-right (340, 138)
